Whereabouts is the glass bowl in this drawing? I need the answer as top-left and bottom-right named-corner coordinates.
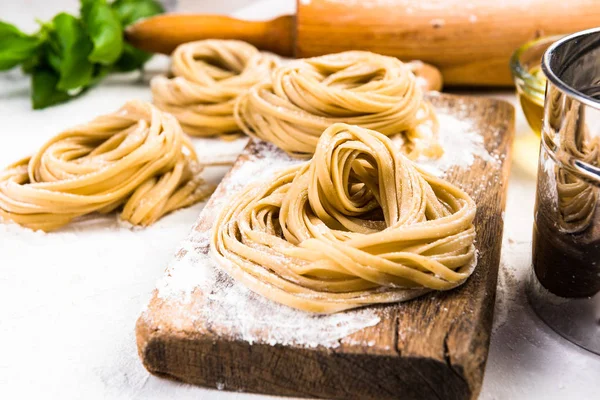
top-left (510, 35), bottom-right (562, 135)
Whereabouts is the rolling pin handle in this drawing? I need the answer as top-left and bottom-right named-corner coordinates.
top-left (125, 14), bottom-right (295, 56)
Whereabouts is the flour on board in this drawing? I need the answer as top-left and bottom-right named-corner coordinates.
top-left (152, 143), bottom-right (381, 348)
top-left (416, 112), bottom-right (497, 176)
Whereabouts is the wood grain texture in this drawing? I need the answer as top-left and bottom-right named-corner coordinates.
top-left (136, 93), bottom-right (515, 400)
top-left (295, 0), bottom-right (600, 86)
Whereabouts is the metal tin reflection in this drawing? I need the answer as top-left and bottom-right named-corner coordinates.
top-left (529, 28), bottom-right (600, 355)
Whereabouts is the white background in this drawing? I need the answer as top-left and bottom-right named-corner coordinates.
top-left (0, 1), bottom-right (599, 399)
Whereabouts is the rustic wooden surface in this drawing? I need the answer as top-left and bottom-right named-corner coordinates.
top-left (136, 93), bottom-right (515, 400)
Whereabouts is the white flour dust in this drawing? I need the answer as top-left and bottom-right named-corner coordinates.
top-left (155, 230), bottom-right (381, 348)
top-left (192, 136), bottom-right (248, 166)
top-left (416, 112), bottom-right (498, 177)
top-left (492, 238), bottom-right (527, 334)
top-left (154, 143), bottom-right (381, 348)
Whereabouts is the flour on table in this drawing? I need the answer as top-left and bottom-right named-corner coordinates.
top-left (492, 238), bottom-right (527, 333)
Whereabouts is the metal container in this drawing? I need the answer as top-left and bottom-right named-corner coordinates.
top-left (528, 28), bottom-right (600, 355)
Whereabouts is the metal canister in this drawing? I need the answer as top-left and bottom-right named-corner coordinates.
top-left (528, 28), bottom-right (600, 355)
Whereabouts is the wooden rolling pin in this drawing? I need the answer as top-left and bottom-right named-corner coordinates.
top-left (126, 0), bottom-right (600, 86)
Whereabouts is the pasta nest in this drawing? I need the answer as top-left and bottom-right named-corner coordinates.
top-left (152, 39), bottom-right (279, 137)
top-left (0, 101), bottom-right (212, 231)
top-left (211, 123), bottom-right (477, 313)
top-left (235, 50), bottom-right (442, 158)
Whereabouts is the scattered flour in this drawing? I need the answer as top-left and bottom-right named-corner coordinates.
top-left (192, 136), bottom-right (248, 166)
top-left (154, 141), bottom-right (381, 348)
top-left (155, 230), bottom-right (380, 348)
top-left (416, 112), bottom-right (497, 177)
top-left (492, 238), bottom-right (528, 334)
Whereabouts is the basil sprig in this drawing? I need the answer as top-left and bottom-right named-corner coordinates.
top-left (0, 0), bottom-right (163, 109)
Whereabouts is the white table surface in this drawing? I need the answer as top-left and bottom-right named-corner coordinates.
top-left (1, 1), bottom-right (599, 399)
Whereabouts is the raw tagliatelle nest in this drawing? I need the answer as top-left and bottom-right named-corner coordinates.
top-left (151, 39), bottom-right (279, 138)
top-left (211, 123), bottom-right (477, 313)
top-left (0, 101), bottom-right (213, 232)
top-left (234, 50), bottom-right (442, 158)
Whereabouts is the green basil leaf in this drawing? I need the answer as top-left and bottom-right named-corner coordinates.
top-left (21, 50), bottom-right (43, 74)
top-left (113, 42), bottom-right (151, 72)
top-left (81, 0), bottom-right (123, 65)
top-left (0, 21), bottom-right (22, 36)
top-left (80, 0), bottom-right (96, 16)
top-left (0, 21), bottom-right (41, 70)
top-left (111, 0), bottom-right (164, 27)
top-left (90, 63), bottom-right (111, 86)
top-left (48, 13), bottom-right (94, 91)
top-left (31, 67), bottom-right (71, 109)
top-left (111, 0), bottom-right (163, 71)
top-left (21, 25), bottom-right (52, 74)
top-left (43, 22), bottom-right (63, 73)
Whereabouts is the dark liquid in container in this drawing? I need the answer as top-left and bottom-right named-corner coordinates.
top-left (532, 220), bottom-right (600, 298)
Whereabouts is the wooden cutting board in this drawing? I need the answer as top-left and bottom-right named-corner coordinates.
top-left (136, 93), bottom-right (514, 400)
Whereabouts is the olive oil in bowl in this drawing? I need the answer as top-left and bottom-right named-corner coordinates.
top-left (516, 66), bottom-right (546, 136)
top-left (510, 36), bottom-right (561, 175)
